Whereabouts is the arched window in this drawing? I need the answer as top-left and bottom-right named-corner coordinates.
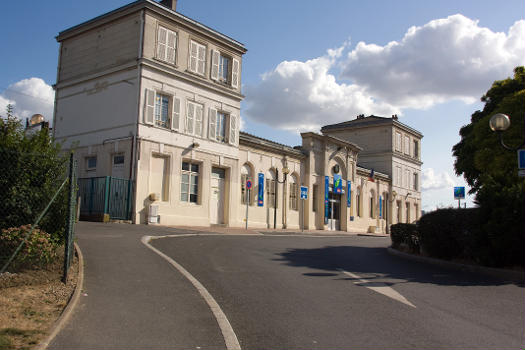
top-left (241, 163), bottom-right (252, 205)
top-left (289, 174), bottom-right (298, 211)
top-left (266, 169), bottom-right (276, 208)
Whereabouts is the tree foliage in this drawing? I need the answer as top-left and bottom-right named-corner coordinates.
top-left (0, 106), bottom-right (68, 241)
top-left (452, 67), bottom-right (525, 267)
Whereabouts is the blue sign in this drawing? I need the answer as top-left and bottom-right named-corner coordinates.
top-left (257, 173), bottom-right (264, 206)
top-left (379, 196), bottom-right (382, 219)
top-left (300, 186), bottom-right (308, 200)
top-left (333, 174), bottom-right (342, 194)
top-left (347, 180), bottom-right (351, 207)
top-left (518, 149), bottom-right (525, 170)
top-left (454, 186), bottom-right (465, 199)
top-left (324, 176), bottom-right (329, 222)
top-left (246, 180), bottom-right (252, 190)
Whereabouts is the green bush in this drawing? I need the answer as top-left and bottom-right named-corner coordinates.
top-left (417, 208), bottom-right (480, 261)
top-left (390, 223), bottom-right (419, 253)
top-left (0, 225), bottom-right (58, 271)
top-left (0, 109), bottom-right (68, 243)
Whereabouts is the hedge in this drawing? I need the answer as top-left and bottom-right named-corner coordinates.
top-left (390, 223), bottom-right (419, 253)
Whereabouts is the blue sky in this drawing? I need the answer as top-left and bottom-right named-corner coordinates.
top-left (1, 0), bottom-right (524, 210)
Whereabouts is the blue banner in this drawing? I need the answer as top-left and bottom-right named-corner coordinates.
top-left (325, 176), bottom-right (329, 221)
top-left (347, 180), bottom-right (351, 207)
top-left (333, 174), bottom-right (342, 194)
top-left (257, 173), bottom-right (264, 206)
top-left (379, 196), bottom-right (382, 218)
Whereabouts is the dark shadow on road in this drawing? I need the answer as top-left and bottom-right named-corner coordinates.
top-left (276, 245), bottom-right (524, 287)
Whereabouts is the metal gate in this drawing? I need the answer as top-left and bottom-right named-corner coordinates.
top-left (78, 176), bottom-right (133, 221)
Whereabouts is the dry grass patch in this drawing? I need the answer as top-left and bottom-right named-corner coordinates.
top-left (0, 250), bottom-right (78, 350)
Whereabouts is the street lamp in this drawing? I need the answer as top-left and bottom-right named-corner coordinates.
top-left (274, 166), bottom-right (290, 229)
top-left (489, 113), bottom-right (525, 151)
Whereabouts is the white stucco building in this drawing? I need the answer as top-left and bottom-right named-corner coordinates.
top-left (53, 0), bottom-right (422, 233)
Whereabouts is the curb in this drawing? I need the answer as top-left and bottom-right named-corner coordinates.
top-left (36, 242), bottom-right (85, 350)
top-left (357, 233), bottom-right (389, 237)
top-left (387, 247), bottom-right (524, 283)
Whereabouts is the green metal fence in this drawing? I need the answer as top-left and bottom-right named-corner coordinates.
top-left (78, 176), bottom-right (133, 221)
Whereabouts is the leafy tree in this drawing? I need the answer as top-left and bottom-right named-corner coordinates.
top-left (0, 106), bottom-right (68, 242)
top-left (452, 67), bottom-right (524, 267)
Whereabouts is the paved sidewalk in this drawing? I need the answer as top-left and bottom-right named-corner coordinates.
top-left (49, 222), bottom-right (226, 349)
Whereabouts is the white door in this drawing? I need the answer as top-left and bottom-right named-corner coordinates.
top-left (210, 168), bottom-right (225, 224)
top-left (327, 194), bottom-right (341, 231)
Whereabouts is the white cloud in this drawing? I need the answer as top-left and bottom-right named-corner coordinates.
top-left (0, 78), bottom-right (54, 122)
top-left (244, 15), bottom-right (524, 130)
top-left (421, 168), bottom-right (456, 191)
top-left (244, 52), bottom-right (399, 132)
top-left (341, 15), bottom-right (525, 109)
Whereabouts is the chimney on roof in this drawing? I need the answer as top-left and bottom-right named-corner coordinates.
top-left (391, 114), bottom-right (398, 120)
top-left (160, 0), bottom-right (177, 11)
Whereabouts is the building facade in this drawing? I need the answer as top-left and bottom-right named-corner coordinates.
top-left (53, 0), bottom-right (422, 233)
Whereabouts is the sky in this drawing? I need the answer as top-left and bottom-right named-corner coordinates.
top-left (1, 0), bottom-right (523, 211)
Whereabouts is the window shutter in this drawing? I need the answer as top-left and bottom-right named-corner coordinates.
top-left (171, 97), bottom-right (181, 131)
top-left (229, 114), bottom-right (237, 145)
top-left (197, 45), bottom-right (206, 75)
top-left (157, 27), bottom-right (167, 60)
top-left (166, 31), bottom-right (177, 64)
top-left (186, 102), bottom-right (194, 134)
top-left (211, 50), bottom-right (219, 81)
top-left (144, 89), bottom-right (155, 125)
top-left (231, 58), bottom-right (240, 89)
top-left (208, 108), bottom-right (217, 140)
top-left (195, 104), bottom-right (203, 136)
top-left (189, 41), bottom-right (198, 73)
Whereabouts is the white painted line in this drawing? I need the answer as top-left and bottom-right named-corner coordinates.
top-left (338, 269), bottom-right (416, 308)
top-left (141, 235), bottom-right (241, 350)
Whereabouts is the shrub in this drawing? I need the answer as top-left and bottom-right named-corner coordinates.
top-left (391, 223), bottom-right (419, 253)
top-left (0, 225), bottom-right (58, 271)
top-left (417, 208), bottom-right (480, 260)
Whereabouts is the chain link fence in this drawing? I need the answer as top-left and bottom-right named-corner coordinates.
top-left (0, 149), bottom-right (77, 281)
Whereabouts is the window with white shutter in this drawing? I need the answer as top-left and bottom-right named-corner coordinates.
top-left (211, 50), bottom-right (220, 81)
top-left (144, 89), bottom-right (155, 125)
top-left (208, 108), bottom-right (217, 140)
top-left (189, 40), bottom-right (206, 75)
top-left (195, 104), bottom-right (203, 136)
top-left (186, 101), bottom-right (203, 136)
top-left (232, 58), bottom-right (240, 89)
top-left (171, 97), bottom-right (181, 130)
top-left (186, 102), bottom-right (194, 134)
top-left (197, 44), bottom-right (206, 75)
top-left (229, 114), bottom-right (237, 145)
top-left (156, 26), bottom-right (177, 64)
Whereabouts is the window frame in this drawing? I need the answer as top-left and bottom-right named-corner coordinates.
top-left (154, 93), bottom-right (170, 128)
top-left (180, 161), bottom-right (200, 204)
top-left (413, 140), bottom-right (419, 159)
top-left (156, 25), bottom-right (177, 65)
top-left (289, 181), bottom-right (298, 211)
top-left (186, 101), bottom-right (203, 137)
top-left (266, 177), bottom-right (276, 208)
top-left (395, 131), bottom-right (402, 152)
top-left (86, 156), bottom-right (97, 171)
top-left (189, 40), bottom-right (206, 76)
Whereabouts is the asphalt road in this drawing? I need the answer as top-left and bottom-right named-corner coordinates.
top-left (150, 234), bottom-right (524, 349)
top-left (50, 222), bottom-right (524, 349)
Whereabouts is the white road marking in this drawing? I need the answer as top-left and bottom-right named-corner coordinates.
top-left (338, 269), bottom-right (416, 308)
top-left (141, 235), bottom-right (241, 350)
